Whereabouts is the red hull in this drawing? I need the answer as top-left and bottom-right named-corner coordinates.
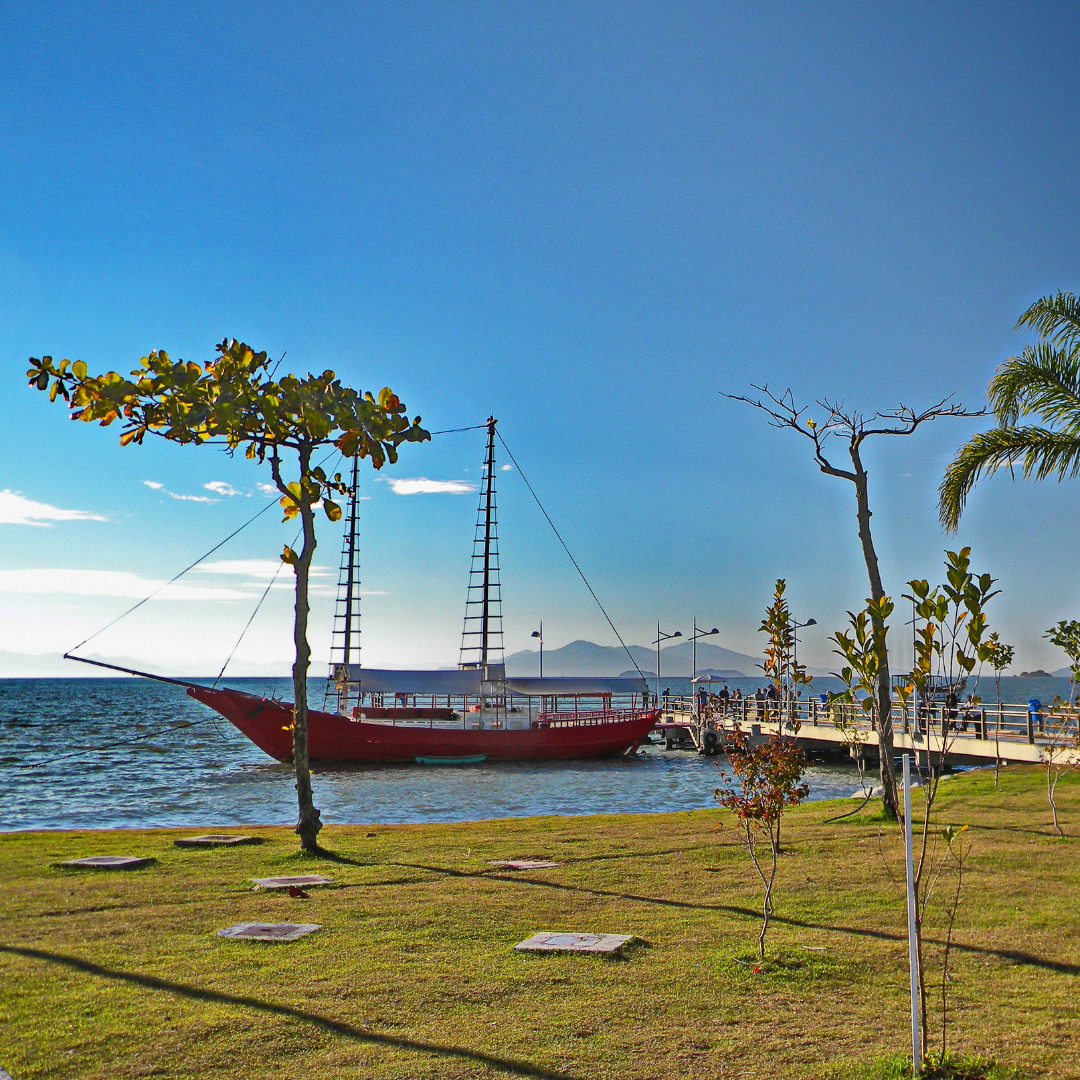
top-left (188, 686), bottom-right (660, 763)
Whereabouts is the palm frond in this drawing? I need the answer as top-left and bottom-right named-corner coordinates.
top-left (988, 341), bottom-right (1080, 427)
top-left (939, 425), bottom-right (1080, 531)
top-left (1017, 291), bottom-right (1080, 352)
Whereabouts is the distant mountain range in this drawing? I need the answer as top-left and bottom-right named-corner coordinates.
top-left (0, 650), bottom-right (293, 679)
top-left (0, 644), bottom-right (1066, 680)
top-left (504, 638), bottom-right (829, 678)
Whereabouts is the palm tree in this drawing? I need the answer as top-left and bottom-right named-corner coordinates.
top-left (940, 292), bottom-right (1080, 531)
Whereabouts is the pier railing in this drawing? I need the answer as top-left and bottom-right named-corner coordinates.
top-left (660, 694), bottom-right (1079, 750)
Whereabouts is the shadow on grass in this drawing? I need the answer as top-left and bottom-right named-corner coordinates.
top-left (0, 944), bottom-right (581, 1080)
top-left (389, 861), bottom-right (1080, 976)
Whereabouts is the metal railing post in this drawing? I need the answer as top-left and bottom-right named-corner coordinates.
top-left (903, 754), bottom-right (922, 1068)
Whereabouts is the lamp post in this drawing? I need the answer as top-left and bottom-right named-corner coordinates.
top-left (688, 620), bottom-right (722, 690)
top-left (792, 618), bottom-right (817, 698)
top-left (531, 623), bottom-right (543, 679)
top-left (653, 622), bottom-right (682, 705)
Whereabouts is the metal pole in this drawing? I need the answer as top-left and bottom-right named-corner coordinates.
top-left (691, 622), bottom-right (699, 695)
top-left (656, 620), bottom-right (661, 707)
top-left (903, 753), bottom-right (921, 1067)
top-left (539, 621), bottom-right (543, 679)
top-left (792, 623), bottom-right (797, 705)
top-left (693, 618), bottom-right (698, 706)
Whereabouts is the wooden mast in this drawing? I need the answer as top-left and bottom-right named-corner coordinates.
top-left (480, 416), bottom-right (496, 670)
top-left (330, 455), bottom-right (362, 712)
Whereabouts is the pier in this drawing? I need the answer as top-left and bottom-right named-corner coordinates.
top-left (658, 696), bottom-right (1080, 766)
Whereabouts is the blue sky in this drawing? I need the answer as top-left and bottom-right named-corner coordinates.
top-left (1, 1), bottom-right (1078, 674)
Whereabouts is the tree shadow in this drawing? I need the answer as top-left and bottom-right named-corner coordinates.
top-left (388, 861), bottom-right (1080, 975)
top-left (1, 944), bottom-right (581, 1080)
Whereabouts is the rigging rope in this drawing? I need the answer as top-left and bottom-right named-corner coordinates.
top-left (494, 430), bottom-right (646, 681)
top-left (66, 448), bottom-right (342, 657)
top-left (212, 524), bottom-right (302, 688)
top-left (66, 495), bottom-right (281, 655)
top-left (427, 423), bottom-right (489, 435)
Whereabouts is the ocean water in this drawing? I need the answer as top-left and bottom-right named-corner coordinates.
top-left (1, 675), bottom-right (1066, 832)
top-left (0, 676), bottom-right (852, 831)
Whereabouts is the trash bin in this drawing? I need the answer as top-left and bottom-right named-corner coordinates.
top-left (1027, 699), bottom-right (1041, 745)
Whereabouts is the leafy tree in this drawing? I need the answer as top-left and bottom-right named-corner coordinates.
top-left (984, 633), bottom-right (1015, 787)
top-left (1045, 619), bottom-right (1080, 704)
top-left (758, 578), bottom-right (813, 719)
top-left (940, 291), bottom-right (1080, 530)
top-left (715, 732), bottom-right (809, 961)
top-left (28, 341), bottom-right (429, 851)
top-left (828, 595), bottom-right (895, 815)
top-left (729, 387), bottom-right (978, 820)
top-left (1042, 619), bottom-right (1080, 836)
top-left (897, 549), bottom-right (996, 1042)
top-left (756, 578), bottom-right (812, 849)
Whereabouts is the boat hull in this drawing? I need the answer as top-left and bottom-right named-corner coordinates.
top-left (187, 686), bottom-right (660, 763)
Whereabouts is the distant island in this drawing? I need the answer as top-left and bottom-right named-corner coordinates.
top-left (1020, 669), bottom-right (1053, 678)
top-left (504, 638), bottom-right (829, 678)
top-left (619, 668), bottom-right (747, 680)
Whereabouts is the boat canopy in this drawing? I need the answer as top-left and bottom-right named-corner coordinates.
top-left (343, 667), bottom-right (647, 697)
top-left (345, 668), bottom-right (483, 694)
top-left (504, 676), bottom-right (647, 696)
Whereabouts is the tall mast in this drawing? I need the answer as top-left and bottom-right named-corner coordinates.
top-left (329, 456), bottom-right (362, 700)
top-left (341, 454), bottom-right (361, 667)
top-left (459, 417), bottom-right (503, 670)
top-left (480, 417), bottom-right (495, 668)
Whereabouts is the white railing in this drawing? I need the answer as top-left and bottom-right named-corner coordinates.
top-left (660, 694), bottom-right (1078, 748)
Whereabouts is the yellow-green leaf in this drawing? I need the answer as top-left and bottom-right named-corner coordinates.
top-left (281, 545), bottom-right (298, 564)
top-left (324, 499), bottom-right (342, 522)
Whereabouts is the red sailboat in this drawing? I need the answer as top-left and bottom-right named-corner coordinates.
top-left (189, 418), bottom-right (658, 763)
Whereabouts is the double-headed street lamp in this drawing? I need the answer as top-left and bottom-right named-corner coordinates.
top-left (688, 620), bottom-right (722, 688)
top-left (792, 618), bottom-right (817, 691)
top-left (653, 623), bottom-right (682, 704)
top-left (531, 622), bottom-right (544, 678)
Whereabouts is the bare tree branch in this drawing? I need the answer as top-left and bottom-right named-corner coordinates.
top-left (725, 384), bottom-right (984, 823)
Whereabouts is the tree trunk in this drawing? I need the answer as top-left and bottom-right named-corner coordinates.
top-left (274, 447), bottom-right (323, 852)
top-left (849, 444), bottom-right (900, 821)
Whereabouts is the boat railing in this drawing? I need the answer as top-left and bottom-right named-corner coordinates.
top-left (533, 708), bottom-right (645, 728)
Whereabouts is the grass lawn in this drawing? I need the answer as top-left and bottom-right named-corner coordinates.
top-left (1, 764), bottom-right (1077, 1079)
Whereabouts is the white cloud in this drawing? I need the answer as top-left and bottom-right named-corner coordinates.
top-left (0, 490), bottom-right (108, 527)
top-left (256, 482), bottom-right (278, 495)
top-left (380, 477), bottom-right (477, 495)
top-left (144, 480), bottom-right (217, 504)
top-left (0, 568), bottom-right (252, 601)
top-left (196, 559), bottom-right (332, 579)
top-left (204, 481), bottom-right (241, 496)
top-left (501, 464), bottom-right (513, 471)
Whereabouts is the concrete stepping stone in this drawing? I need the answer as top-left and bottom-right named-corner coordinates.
top-left (174, 834), bottom-right (262, 847)
top-left (60, 856), bottom-right (156, 870)
top-left (250, 874), bottom-right (332, 890)
top-left (514, 932), bottom-right (635, 954)
top-left (489, 860), bottom-right (561, 870)
top-left (216, 922), bottom-right (321, 942)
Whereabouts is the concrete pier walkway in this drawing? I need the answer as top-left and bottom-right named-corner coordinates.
top-left (659, 696), bottom-right (1079, 766)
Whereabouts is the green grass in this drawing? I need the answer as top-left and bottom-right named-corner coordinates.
top-left (825, 1051), bottom-right (1028, 1079)
top-left (1, 765), bottom-right (1077, 1079)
